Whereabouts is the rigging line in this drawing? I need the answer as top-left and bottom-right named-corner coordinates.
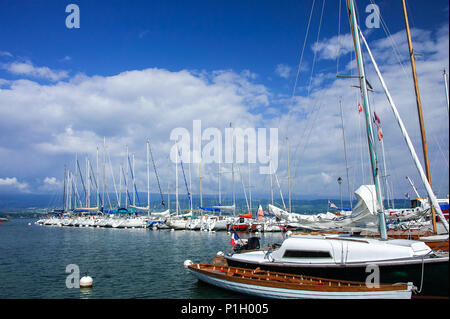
top-left (290, 0), bottom-right (326, 181)
top-left (292, 100), bottom-right (324, 181)
top-left (279, 0), bottom-right (316, 138)
top-left (368, 0), bottom-right (409, 77)
top-left (432, 135), bottom-right (449, 169)
top-left (127, 155), bottom-right (141, 207)
top-left (336, 0), bottom-right (342, 76)
top-left (76, 158), bottom-right (87, 201)
top-left (306, 0), bottom-right (326, 96)
top-left (89, 160), bottom-right (103, 206)
top-left (121, 165), bottom-right (132, 207)
top-left (237, 163), bottom-right (250, 211)
top-left (177, 146), bottom-right (191, 204)
top-left (105, 143), bottom-right (120, 205)
top-left (148, 140), bottom-right (166, 207)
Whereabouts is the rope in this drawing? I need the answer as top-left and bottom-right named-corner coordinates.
top-left (368, 0), bottom-right (409, 77)
top-left (291, 0), bottom-right (327, 184)
top-left (148, 141), bottom-right (165, 206)
top-left (336, 0), bottom-right (342, 76)
top-left (414, 239), bottom-right (449, 294)
top-left (277, 0), bottom-right (316, 149)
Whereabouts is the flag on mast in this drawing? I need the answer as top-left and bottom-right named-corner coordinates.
top-left (230, 232), bottom-right (239, 246)
top-left (328, 200), bottom-right (338, 210)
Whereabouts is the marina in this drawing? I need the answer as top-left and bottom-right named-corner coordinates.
top-left (0, 0), bottom-right (448, 303)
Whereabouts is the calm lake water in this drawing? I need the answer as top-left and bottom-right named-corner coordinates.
top-left (0, 218), bottom-right (285, 299)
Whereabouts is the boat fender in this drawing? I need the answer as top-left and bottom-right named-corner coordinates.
top-left (184, 260), bottom-right (193, 268)
top-left (216, 251), bottom-right (224, 256)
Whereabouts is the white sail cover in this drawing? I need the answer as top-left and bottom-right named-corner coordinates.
top-left (212, 204), bottom-right (235, 211)
top-left (151, 209), bottom-right (170, 217)
top-left (266, 185), bottom-right (383, 230)
top-left (170, 211), bottom-right (193, 218)
top-left (351, 185), bottom-right (380, 222)
top-left (267, 205), bottom-right (343, 224)
top-left (129, 205), bottom-right (150, 211)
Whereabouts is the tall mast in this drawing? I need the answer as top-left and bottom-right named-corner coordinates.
top-left (68, 171), bottom-right (72, 211)
top-left (347, 0), bottom-right (387, 239)
top-left (287, 137), bottom-right (292, 214)
top-left (339, 98), bottom-right (352, 209)
top-left (270, 158), bottom-right (274, 205)
top-left (231, 123), bottom-right (236, 215)
top-left (86, 157), bottom-right (90, 208)
top-left (147, 140), bottom-right (150, 215)
top-left (218, 152), bottom-right (222, 205)
top-left (125, 145), bottom-right (128, 209)
top-left (132, 153), bottom-right (136, 207)
top-left (167, 156), bottom-right (171, 211)
top-left (189, 160), bottom-right (193, 212)
top-left (444, 70), bottom-right (449, 115)
top-left (406, 176), bottom-right (421, 199)
top-left (401, 0), bottom-right (437, 233)
top-left (63, 165), bottom-right (67, 212)
top-left (96, 146), bottom-right (99, 209)
top-left (119, 164), bottom-right (122, 207)
top-left (199, 135), bottom-right (203, 208)
top-left (248, 161), bottom-right (252, 213)
top-left (176, 147), bottom-right (179, 215)
top-left (102, 137), bottom-right (106, 212)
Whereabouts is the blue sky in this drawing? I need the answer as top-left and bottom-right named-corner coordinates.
top-left (0, 0), bottom-right (448, 204)
top-left (1, 0), bottom-right (446, 91)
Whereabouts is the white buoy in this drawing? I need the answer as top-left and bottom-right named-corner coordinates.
top-left (183, 260), bottom-right (193, 268)
top-left (216, 251), bottom-right (224, 256)
top-left (79, 275), bottom-right (93, 288)
top-left (28, 223), bottom-right (31, 226)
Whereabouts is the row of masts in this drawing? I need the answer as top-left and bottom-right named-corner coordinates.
top-left (59, 135), bottom-right (291, 217)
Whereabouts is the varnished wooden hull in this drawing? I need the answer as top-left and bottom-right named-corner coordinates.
top-left (188, 264), bottom-right (413, 299)
top-left (225, 255), bottom-right (448, 297)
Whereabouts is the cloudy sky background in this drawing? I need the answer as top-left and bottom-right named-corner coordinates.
top-left (0, 0), bottom-right (448, 207)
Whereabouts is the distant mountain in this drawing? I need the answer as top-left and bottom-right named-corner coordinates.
top-left (0, 192), bottom-right (412, 216)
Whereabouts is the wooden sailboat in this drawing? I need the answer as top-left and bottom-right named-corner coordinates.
top-left (187, 263), bottom-right (414, 299)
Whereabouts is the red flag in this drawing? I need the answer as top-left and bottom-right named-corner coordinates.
top-left (373, 112), bottom-right (381, 126)
top-left (377, 127), bottom-right (383, 141)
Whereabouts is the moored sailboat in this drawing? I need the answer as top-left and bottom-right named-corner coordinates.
top-left (186, 262), bottom-right (414, 299)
